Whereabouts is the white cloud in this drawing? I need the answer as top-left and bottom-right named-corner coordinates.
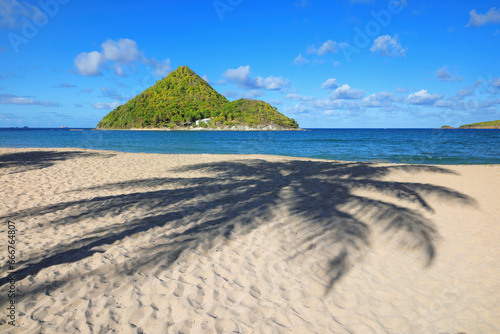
top-left (406, 90), bottom-right (443, 105)
top-left (145, 58), bottom-right (171, 77)
top-left (113, 64), bottom-right (125, 77)
top-left (0, 113), bottom-right (22, 123)
top-left (362, 92), bottom-right (400, 107)
top-left (284, 95), bottom-right (347, 115)
top-left (101, 39), bottom-right (141, 64)
top-left (455, 86), bottom-right (474, 99)
top-left (74, 38), bottom-right (170, 77)
top-left (435, 66), bottom-right (462, 82)
top-left (370, 35), bottom-right (406, 57)
top-left (222, 65), bottom-right (289, 90)
top-left (323, 110), bottom-right (340, 116)
top-left (254, 76), bottom-right (288, 90)
top-left (436, 97), bottom-right (500, 111)
top-left (285, 104), bottom-right (312, 114)
top-left (490, 77), bottom-right (500, 87)
top-left (57, 83), bottom-right (77, 88)
top-left (467, 7), bottom-right (500, 27)
top-left (434, 79), bottom-right (500, 111)
top-left (91, 102), bottom-right (121, 109)
top-left (266, 99), bottom-right (282, 105)
top-left (223, 89), bottom-right (264, 99)
top-left (202, 75), bottom-right (210, 83)
top-left (307, 40), bottom-right (348, 55)
top-left (0, 94), bottom-right (59, 107)
top-left (74, 51), bottom-right (103, 76)
top-left (330, 84), bottom-right (365, 99)
top-left (293, 54), bottom-right (309, 65)
top-left (435, 100), bottom-right (454, 108)
top-left (101, 87), bottom-right (128, 101)
top-left (223, 65), bottom-right (251, 87)
top-left (0, 0), bottom-right (43, 29)
top-left (285, 93), bottom-right (316, 101)
top-left (284, 90), bottom-right (381, 116)
top-left (321, 78), bottom-right (339, 90)
top-left (479, 98), bottom-right (500, 108)
top-left (396, 87), bottom-right (408, 93)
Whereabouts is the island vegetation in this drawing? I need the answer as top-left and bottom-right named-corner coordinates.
top-left (458, 120), bottom-right (500, 129)
top-left (96, 66), bottom-right (299, 130)
top-left (441, 120), bottom-right (500, 129)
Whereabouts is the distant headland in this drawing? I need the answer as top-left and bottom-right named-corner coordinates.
top-left (96, 66), bottom-right (300, 131)
top-left (441, 120), bottom-right (500, 129)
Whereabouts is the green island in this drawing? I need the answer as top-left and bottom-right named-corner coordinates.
top-left (441, 120), bottom-right (500, 129)
top-left (96, 66), bottom-right (299, 130)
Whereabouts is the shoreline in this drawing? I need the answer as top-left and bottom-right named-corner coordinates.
top-left (94, 126), bottom-right (305, 131)
top-left (1, 146), bottom-right (498, 166)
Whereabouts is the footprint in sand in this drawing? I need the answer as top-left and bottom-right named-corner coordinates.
top-left (173, 282), bottom-right (185, 297)
top-left (249, 285), bottom-right (261, 299)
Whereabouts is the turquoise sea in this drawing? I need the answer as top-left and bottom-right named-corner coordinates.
top-left (0, 128), bottom-right (499, 164)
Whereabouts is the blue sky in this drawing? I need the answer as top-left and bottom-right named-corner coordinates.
top-left (0, 0), bottom-right (499, 128)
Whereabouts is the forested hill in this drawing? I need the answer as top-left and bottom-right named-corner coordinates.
top-left (441, 120), bottom-right (500, 129)
top-left (96, 66), bottom-right (299, 130)
top-left (458, 120), bottom-right (500, 129)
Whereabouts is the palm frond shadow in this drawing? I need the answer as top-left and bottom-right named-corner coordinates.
top-left (0, 150), bottom-right (114, 174)
top-left (0, 159), bottom-right (474, 295)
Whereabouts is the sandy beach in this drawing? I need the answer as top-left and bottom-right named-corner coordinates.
top-left (0, 147), bottom-right (499, 333)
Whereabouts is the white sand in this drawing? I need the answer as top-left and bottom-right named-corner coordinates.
top-left (0, 147), bottom-right (499, 333)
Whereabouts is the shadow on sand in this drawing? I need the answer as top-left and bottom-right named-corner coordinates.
top-left (0, 150), bottom-right (114, 175)
top-left (0, 157), bottom-right (474, 295)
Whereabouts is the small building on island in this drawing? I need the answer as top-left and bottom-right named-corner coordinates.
top-left (195, 118), bottom-right (212, 126)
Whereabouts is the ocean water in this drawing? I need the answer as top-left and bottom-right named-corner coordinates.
top-left (0, 128), bottom-right (499, 164)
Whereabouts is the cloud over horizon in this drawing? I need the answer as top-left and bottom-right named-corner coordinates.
top-left (330, 84), bottom-right (365, 100)
top-left (91, 102), bottom-right (121, 110)
top-left (407, 90), bottom-right (443, 105)
top-left (362, 92), bottom-right (401, 108)
top-left (0, 93), bottom-right (59, 107)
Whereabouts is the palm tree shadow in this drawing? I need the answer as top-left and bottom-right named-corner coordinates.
top-left (0, 150), bottom-right (114, 175)
top-left (0, 158), bottom-right (474, 297)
